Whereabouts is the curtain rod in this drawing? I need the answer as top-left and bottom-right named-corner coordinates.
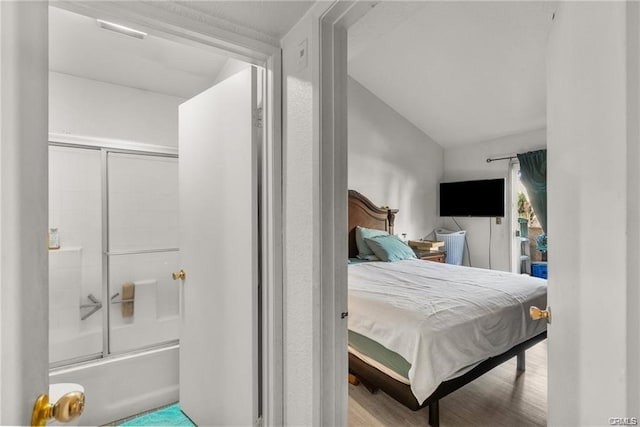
top-left (486, 155), bottom-right (517, 163)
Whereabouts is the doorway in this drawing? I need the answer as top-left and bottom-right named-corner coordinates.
top-left (325, 2), bottom-right (553, 425)
top-left (43, 4), bottom-right (281, 426)
top-left (510, 161), bottom-right (547, 276)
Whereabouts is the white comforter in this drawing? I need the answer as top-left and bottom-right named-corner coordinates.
top-left (348, 259), bottom-right (547, 404)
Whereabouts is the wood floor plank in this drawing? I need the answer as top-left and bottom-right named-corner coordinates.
top-left (349, 341), bottom-right (547, 426)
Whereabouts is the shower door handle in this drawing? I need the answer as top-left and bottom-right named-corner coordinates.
top-left (172, 269), bottom-right (186, 280)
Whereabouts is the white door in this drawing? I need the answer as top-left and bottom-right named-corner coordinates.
top-left (546, 2), bottom-right (638, 425)
top-left (178, 66), bottom-right (260, 426)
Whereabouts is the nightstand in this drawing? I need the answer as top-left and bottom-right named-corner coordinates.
top-left (415, 250), bottom-right (446, 263)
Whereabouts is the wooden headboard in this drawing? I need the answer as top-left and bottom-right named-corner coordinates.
top-left (348, 190), bottom-right (398, 258)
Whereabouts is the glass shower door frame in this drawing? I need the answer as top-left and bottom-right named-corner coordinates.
top-left (48, 139), bottom-right (178, 368)
top-left (102, 147), bottom-right (180, 358)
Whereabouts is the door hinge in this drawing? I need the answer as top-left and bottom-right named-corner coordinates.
top-left (341, 312), bottom-right (348, 319)
top-left (253, 107), bottom-right (263, 128)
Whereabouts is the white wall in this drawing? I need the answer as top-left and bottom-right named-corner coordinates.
top-left (281, 11), bottom-right (318, 427)
top-left (213, 58), bottom-right (251, 86)
top-left (281, 2), bottom-right (344, 424)
top-left (49, 72), bottom-right (184, 147)
top-left (442, 128), bottom-right (546, 270)
top-left (348, 77), bottom-right (444, 240)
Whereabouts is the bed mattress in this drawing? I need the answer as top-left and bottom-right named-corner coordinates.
top-left (348, 330), bottom-right (411, 384)
top-left (348, 259), bottom-right (547, 404)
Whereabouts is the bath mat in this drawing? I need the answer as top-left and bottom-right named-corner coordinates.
top-left (119, 403), bottom-right (195, 426)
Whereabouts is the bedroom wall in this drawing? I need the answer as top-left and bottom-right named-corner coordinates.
top-left (49, 71), bottom-right (184, 147)
top-left (348, 77), bottom-right (444, 241)
top-left (442, 128), bottom-right (546, 270)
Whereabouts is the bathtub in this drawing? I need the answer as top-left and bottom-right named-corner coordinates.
top-left (49, 246), bottom-right (180, 425)
top-left (49, 344), bottom-right (179, 426)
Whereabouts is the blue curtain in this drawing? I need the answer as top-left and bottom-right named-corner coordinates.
top-left (517, 149), bottom-right (547, 234)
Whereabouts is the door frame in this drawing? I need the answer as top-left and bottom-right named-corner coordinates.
top-left (319, 1), bottom-right (640, 425)
top-left (316, 2), bottom-right (385, 425)
top-left (0, 2), bottom-right (283, 425)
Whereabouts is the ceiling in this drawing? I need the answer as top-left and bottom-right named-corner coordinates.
top-left (172, 1), bottom-right (316, 40)
top-left (49, 1), bottom-right (314, 99)
top-left (348, 1), bottom-right (557, 148)
top-left (49, 1), bottom-right (554, 147)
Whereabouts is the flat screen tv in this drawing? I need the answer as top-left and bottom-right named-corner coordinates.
top-left (440, 178), bottom-right (505, 217)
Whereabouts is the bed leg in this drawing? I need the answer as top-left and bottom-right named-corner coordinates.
top-left (517, 350), bottom-right (526, 372)
top-left (357, 377), bottom-right (378, 394)
top-left (428, 400), bottom-right (439, 427)
top-left (348, 374), bottom-right (360, 386)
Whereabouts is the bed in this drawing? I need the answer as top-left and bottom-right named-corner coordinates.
top-left (347, 190), bottom-right (548, 426)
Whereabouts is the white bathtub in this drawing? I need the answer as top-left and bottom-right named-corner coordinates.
top-left (49, 344), bottom-right (179, 426)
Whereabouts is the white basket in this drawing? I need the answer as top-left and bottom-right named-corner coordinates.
top-left (435, 228), bottom-right (466, 265)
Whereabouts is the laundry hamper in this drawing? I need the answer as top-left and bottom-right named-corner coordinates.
top-left (435, 228), bottom-right (466, 265)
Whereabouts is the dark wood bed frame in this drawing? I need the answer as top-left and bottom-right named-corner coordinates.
top-left (347, 189), bottom-right (547, 426)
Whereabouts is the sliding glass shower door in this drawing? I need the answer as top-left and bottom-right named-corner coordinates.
top-left (49, 146), bottom-right (103, 365)
top-left (48, 145), bottom-right (180, 367)
top-left (106, 152), bottom-right (180, 354)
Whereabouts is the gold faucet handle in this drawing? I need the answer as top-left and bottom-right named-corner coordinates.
top-left (172, 269), bottom-right (186, 280)
top-left (530, 306), bottom-right (551, 324)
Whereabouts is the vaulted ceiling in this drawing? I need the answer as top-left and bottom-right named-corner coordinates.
top-left (348, 1), bottom-right (557, 148)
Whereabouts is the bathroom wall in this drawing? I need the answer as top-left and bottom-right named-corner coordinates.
top-left (49, 71), bottom-right (184, 148)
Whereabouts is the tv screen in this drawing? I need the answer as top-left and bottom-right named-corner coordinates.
top-left (440, 178), bottom-right (505, 217)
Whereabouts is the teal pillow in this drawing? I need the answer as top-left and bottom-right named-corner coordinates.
top-left (355, 226), bottom-right (388, 257)
top-left (364, 235), bottom-right (417, 262)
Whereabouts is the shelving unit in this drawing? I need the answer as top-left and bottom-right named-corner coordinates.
top-left (520, 237), bottom-right (531, 275)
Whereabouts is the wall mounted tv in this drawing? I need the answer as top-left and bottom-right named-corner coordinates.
top-left (440, 178), bottom-right (505, 217)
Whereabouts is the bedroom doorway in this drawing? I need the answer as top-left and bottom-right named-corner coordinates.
top-left (331, 2), bottom-right (554, 426)
top-left (327, 4), bottom-right (640, 425)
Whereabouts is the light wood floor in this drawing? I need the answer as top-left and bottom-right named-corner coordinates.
top-left (348, 341), bottom-right (547, 427)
